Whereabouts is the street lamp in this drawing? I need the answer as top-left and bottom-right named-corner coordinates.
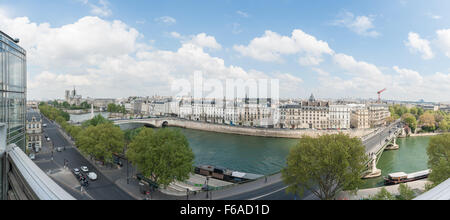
top-left (206, 176), bottom-right (210, 199)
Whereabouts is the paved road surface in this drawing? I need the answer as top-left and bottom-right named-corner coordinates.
top-left (37, 116), bottom-right (134, 200)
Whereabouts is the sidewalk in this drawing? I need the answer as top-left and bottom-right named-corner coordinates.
top-left (337, 179), bottom-right (430, 200)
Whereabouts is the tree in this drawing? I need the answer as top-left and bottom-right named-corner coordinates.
top-left (402, 113), bottom-right (417, 133)
top-left (82, 114), bottom-right (111, 128)
top-left (124, 127), bottom-right (145, 144)
top-left (419, 112), bottom-right (436, 132)
top-left (76, 123), bottom-right (124, 164)
top-left (397, 184), bottom-right (415, 200)
top-left (371, 188), bottom-right (395, 200)
top-left (427, 134), bottom-right (450, 187)
top-left (127, 128), bottom-right (195, 187)
top-left (282, 134), bottom-right (367, 200)
top-left (439, 120), bottom-right (449, 132)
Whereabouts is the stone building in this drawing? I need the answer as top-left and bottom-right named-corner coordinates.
top-left (26, 109), bottom-right (42, 152)
top-left (349, 104), bottom-right (370, 129)
top-left (368, 104), bottom-right (391, 127)
top-left (279, 94), bottom-right (330, 129)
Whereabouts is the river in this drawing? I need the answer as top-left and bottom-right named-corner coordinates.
top-left (362, 136), bottom-right (430, 189)
top-left (74, 113), bottom-right (430, 180)
top-left (69, 112), bottom-right (110, 123)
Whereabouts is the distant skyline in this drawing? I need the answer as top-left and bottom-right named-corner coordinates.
top-left (1, 0), bottom-right (450, 102)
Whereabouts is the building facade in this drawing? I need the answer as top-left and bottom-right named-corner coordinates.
top-left (0, 31), bottom-right (27, 200)
top-left (0, 31), bottom-right (27, 151)
top-left (279, 94), bottom-right (330, 129)
top-left (368, 104), bottom-right (391, 127)
top-left (349, 104), bottom-right (370, 129)
top-left (26, 109), bottom-right (42, 152)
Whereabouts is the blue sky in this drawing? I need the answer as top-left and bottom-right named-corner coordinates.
top-left (1, 0), bottom-right (450, 102)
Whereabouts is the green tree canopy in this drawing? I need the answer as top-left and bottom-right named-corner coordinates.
top-left (371, 188), bottom-right (395, 200)
top-left (76, 123), bottom-right (125, 164)
top-left (402, 113), bottom-right (418, 132)
top-left (82, 114), bottom-right (111, 128)
top-left (427, 134), bottom-right (450, 187)
top-left (397, 184), bottom-right (415, 200)
top-left (282, 134), bottom-right (367, 200)
top-left (127, 128), bottom-right (195, 187)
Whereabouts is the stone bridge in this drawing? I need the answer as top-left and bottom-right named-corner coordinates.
top-left (113, 118), bottom-right (173, 129)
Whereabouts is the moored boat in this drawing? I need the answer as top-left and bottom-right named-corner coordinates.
top-left (384, 169), bottom-right (430, 185)
top-left (195, 165), bottom-right (263, 183)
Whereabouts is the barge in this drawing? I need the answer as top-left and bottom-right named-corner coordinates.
top-left (195, 165), bottom-right (263, 183)
top-left (384, 169), bottom-right (430, 185)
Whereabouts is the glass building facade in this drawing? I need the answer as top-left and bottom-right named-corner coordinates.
top-left (0, 31), bottom-right (27, 150)
top-left (0, 31), bottom-right (26, 200)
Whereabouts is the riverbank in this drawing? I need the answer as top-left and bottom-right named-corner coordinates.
top-left (410, 132), bottom-right (449, 137)
top-left (117, 118), bottom-right (377, 139)
top-left (337, 179), bottom-right (429, 200)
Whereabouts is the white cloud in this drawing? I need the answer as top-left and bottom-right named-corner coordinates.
top-left (233, 29), bottom-right (334, 64)
top-left (236, 10), bottom-right (249, 18)
top-left (155, 16), bottom-right (176, 25)
top-left (79, 0), bottom-right (112, 17)
top-left (0, 14), bottom-right (142, 70)
top-left (332, 11), bottom-right (380, 37)
top-left (0, 11), bottom-right (302, 99)
top-left (436, 29), bottom-right (450, 58)
top-left (187, 33), bottom-right (222, 50)
top-left (405, 32), bottom-right (434, 60)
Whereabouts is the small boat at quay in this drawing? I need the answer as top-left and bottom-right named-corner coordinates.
top-left (384, 169), bottom-right (430, 186)
top-left (195, 165), bottom-right (263, 183)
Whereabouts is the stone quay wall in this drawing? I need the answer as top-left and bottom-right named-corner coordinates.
top-left (155, 119), bottom-right (375, 139)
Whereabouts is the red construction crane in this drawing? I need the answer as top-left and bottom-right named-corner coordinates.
top-left (377, 88), bottom-right (387, 103)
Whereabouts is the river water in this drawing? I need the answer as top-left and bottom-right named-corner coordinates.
top-left (69, 112), bottom-right (110, 123)
top-left (362, 136), bottom-right (430, 189)
top-left (73, 113), bottom-right (431, 181)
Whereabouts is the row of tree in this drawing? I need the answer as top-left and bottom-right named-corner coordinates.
top-left (53, 113), bottom-right (195, 188)
top-left (107, 103), bottom-right (127, 114)
top-left (402, 111), bottom-right (450, 133)
top-left (39, 103), bottom-right (70, 121)
top-left (281, 133), bottom-right (450, 200)
top-left (51, 100), bottom-right (91, 110)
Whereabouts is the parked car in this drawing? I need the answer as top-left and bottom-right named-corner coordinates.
top-left (73, 168), bottom-right (81, 176)
top-left (43, 124), bottom-right (47, 127)
top-left (80, 166), bottom-right (89, 173)
top-left (46, 137), bottom-right (51, 142)
top-left (44, 135), bottom-right (48, 139)
top-left (88, 172), bottom-right (98, 181)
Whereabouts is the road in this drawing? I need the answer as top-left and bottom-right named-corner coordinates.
top-left (36, 116), bottom-right (134, 200)
top-left (220, 121), bottom-right (402, 200)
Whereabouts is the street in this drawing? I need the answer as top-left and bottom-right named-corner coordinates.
top-left (34, 116), bottom-right (134, 200)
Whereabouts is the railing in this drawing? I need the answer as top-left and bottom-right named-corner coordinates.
top-left (414, 178), bottom-right (450, 200)
top-left (1, 123), bottom-right (74, 200)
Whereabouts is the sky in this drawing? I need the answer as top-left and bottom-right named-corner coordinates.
top-left (1, 0), bottom-right (450, 102)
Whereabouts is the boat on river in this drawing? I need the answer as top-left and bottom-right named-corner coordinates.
top-left (384, 169), bottom-right (430, 185)
top-left (195, 165), bottom-right (263, 183)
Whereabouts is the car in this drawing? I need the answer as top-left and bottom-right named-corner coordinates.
top-left (88, 172), bottom-right (98, 181)
top-left (80, 166), bottom-right (89, 173)
top-left (56, 147), bottom-right (63, 152)
top-left (73, 168), bottom-right (81, 176)
top-left (29, 153), bottom-right (36, 160)
top-left (44, 135), bottom-right (48, 139)
top-left (46, 137), bottom-right (51, 142)
top-left (43, 124), bottom-right (47, 127)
